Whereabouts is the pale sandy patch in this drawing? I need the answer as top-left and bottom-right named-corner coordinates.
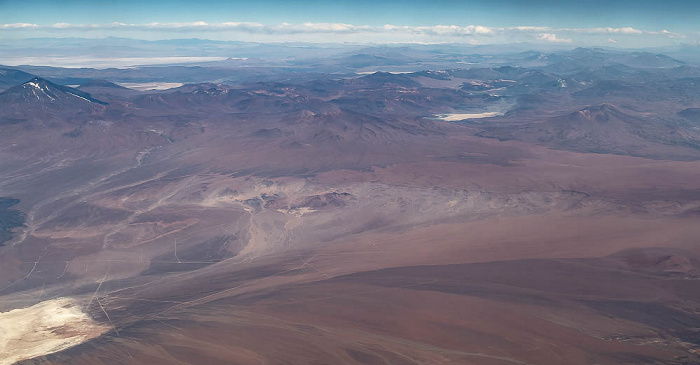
top-left (117, 82), bottom-right (183, 91)
top-left (434, 112), bottom-right (503, 121)
top-left (0, 298), bottom-right (108, 365)
top-left (355, 71), bottom-right (415, 75)
top-left (0, 56), bottom-right (228, 69)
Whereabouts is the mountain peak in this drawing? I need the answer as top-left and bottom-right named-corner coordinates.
top-left (23, 77), bottom-right (54, 92)
top-left (568, 104), bottom-right (624, 122)
top-left (0, 77), bottom-right (107, 106)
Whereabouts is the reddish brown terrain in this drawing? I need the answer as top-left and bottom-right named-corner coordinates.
top-left (0, 47), bottom-right (699, 364)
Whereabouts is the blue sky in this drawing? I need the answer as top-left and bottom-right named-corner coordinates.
top-left (1, 0), bottom-right (699, 46)
top-left (2, 0), bottom-right (699, 30)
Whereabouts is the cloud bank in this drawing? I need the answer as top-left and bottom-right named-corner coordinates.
top-left (0, 21), bottom-right (687, 46)
top-left (536, 33), bottom-right (572, 44)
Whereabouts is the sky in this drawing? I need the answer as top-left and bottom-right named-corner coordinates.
top-left (1, 0), bottom-right (699, 47)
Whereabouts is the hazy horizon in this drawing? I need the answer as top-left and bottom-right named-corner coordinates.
top-left (1, 36), bottom-right (700, 69)
top-left (3, 0), bottom-right (700, 68)
top-left (2, 0), bottom-right (700, 48)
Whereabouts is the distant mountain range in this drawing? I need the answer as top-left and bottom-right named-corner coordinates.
top-left (479, 104), bottom-right (700, 160)
top-left (0, 47), bottom-right (698, 161)
top-left (0, 67), bottom-right (35, 92)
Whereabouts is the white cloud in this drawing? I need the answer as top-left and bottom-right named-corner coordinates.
top-left (578, 26), bottom-right (643, 34)
top-left (0, 21), bottom-right (657, 37)
top-left (508, 26), bottom-right (552, 32)
top-left (499, 26), bottom-right (645, 35)
top-left (0, 21), bottom-right (666, 37)
top-left (537, 33), bottom-right (572, 43)
top-left (420, 25), bottom-right (494, 36)
top-left (0, 23), bottom-right (39, 29)
top-left (0, 21), bottom-right (687, 46)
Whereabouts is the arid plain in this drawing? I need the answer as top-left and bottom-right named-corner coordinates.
top-left (0, 47), bottom-right (699, 364)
